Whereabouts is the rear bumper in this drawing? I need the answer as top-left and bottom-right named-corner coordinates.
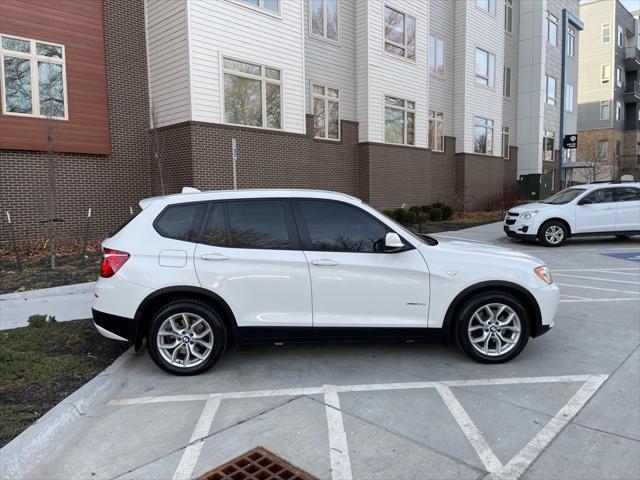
top-left (92, 308), bottom-right (137, 343)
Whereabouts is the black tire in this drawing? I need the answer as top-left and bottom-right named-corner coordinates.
top-left (538, 220), bottom-right (568, 247)
top-left (147, 300), bottom-right (227, 375)
top-left (456, 291), bottom-right (531, 364)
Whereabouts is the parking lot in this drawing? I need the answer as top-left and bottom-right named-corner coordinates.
top-left (9, 223), bottom-right (640, 480)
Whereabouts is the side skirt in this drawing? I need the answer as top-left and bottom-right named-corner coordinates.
top-left (236, 326), bottom-right (442, 344)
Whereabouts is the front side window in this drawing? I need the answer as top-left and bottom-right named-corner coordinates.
top-left (299, 200), bottom-right (388, 253)
top-left (503, 66), bottom-right (511, 97)
top-left (602, 23), bottom-right (611, 43)
top-left (616, 187), bottom-right (640, 202)
top-left (565, 83), bottom-right (574, 112)
top-left (600, 100), bottom-right (610, 120)
top-left (568, 27), bottom-right (576, 57)
top-left (545, 75), bottom-right (556, 105)
top-left (505, 0), bottom-right (513, 32)
top-left (583, 188), bottom-right (616, 204)
top-left (384, 95), bottom-right (415, 145)
top-left (384, 6), bottom-right (416, 60)
top-left (475, 47), bottom-right (495, 87)
top-left (223, 58), bottom-right (281, 129)
top-left (1, 35), bottom-right (66, 118)
top-left (543, 132), bottom-right (555, 162)
top-left (598, 140), bottom-right (608, 161)
top-left (155, 203), bottom-right (207, 242)
top-left (428, 110), bottom-right (444, 152)
top-left (502, 126), bottom-right (510, 159)
top-left (476, 0), bottom-right (496, 16)
top-left (601, 64), bottom-right (610, 84)
top-left (473, 116), bottom-right (494, 154)
top-left (240, 0), bottom-right (279, 13)
top-left (312, 84), bottom-right (340, 140)
top-left (310, 0), bottom-right (338, 41)
top-left (545, 11), bottom-right (558, 46)
top-left (428, 34), bottom-right (445, 76)
top-left (227, 200), bottom-right (291, 249)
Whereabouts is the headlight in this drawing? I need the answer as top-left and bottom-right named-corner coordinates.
top-left (521, 210), bottom-right (539, 220)
top-left (534, 266), bottom-right (553, 285)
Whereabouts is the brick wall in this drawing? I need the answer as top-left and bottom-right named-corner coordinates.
top-left (0, 0), bottom-right (150, 247)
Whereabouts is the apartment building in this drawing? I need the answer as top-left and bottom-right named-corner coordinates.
top-left (0, 0), bottom-right (580, 244)
top-left (577, 0), bottom-right (640, 182)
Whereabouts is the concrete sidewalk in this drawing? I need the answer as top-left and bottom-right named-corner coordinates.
top-left (0, 281), bottom-right (95, 330)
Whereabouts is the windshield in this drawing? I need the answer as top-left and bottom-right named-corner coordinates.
top-left (541, 187), bottom-right (587, 205)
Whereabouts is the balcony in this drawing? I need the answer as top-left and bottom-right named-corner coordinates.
top-left (624, 81), bottom-right (640, 103)
top-left (624, 46), bottom-right (640, 71)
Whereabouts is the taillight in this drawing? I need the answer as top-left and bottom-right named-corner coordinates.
top-left (100, 248), bottom-right (130, 278)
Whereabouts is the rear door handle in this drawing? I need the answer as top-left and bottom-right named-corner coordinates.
top-left (201, 253), bottom-right (230, 261)
top-left (311, 259), bottom-right (339, 266)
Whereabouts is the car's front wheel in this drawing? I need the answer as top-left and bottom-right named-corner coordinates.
top-left (538, 220), bottom-right (568, 247)
top-left (456, 292), bottom-right (530, 363)
top-left (148, 300), bottom-right (227, 375)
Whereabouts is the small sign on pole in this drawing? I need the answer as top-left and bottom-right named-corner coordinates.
top-left (563, 134), bottom-right (578, 149)
top-left (232, 138), bottom-right (238, 190)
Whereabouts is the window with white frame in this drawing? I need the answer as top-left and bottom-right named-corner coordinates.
top-left (616, 66), bottom-right (623, 87)
top-left (601, 64), bottom-right (610, 84)
top-left (475, 47), bottom-right (495, 87)
top-left (545, 11), bottom-right (558, 47)
top-left (473, 116), bottom-right (494, 154)
top-left (240, 0), bottom-right (279, 14)
top-left (617, 24), bottom-right (623, 47)
top-left (428, 34), bottom-right (445, 76)
top-left (384, 95), bottom-right (415, 145)
top-left (476, 0), bottom-right (496, 16)
top-left (600, 100), bottom-right (610, 120)
top-left (598, 139), bottom-right (608, 161)
top-left (503, 66), bottom-right (511, 97)
top-left (505, 0), bottom-right (513, 33)
top-left (223, 58), bottom-right (281, 129)
top-left (502, 126), bottom-right (510, 159)
top-left (616, 100), bottom-right (623, 122)
top-left (568, 27), bottom-right (576, 57)
top-left (545, 75), bottom-right (556, 106)
top-left (428, 110), bottom-right (444, 152)
top-left (543, 131), bottom-right (555, 162)
top-left (602, 23), bottom-right (611, 43)
top-left (565, 83), bottom-right (574, 112)
top-left (384, 6), bottom-right (416, 60)
top-left (312, 84), bottom-right (340, 140)
top-left (310, 0), bottom-right (338, 42)
top-left (0, 35), bottom-right (67, 119)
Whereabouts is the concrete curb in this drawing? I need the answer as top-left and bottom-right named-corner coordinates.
top-left (0, 282), bottom-right (96, 302)
top-left (0, 346), bottom-right (136, 480)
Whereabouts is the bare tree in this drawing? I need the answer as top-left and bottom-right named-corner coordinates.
top-left (149, 103), bottom-right (166, 195)
top-left (576, 142), bottom-right (610, 184)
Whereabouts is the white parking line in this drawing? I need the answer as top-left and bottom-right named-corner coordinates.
top-left (324, 386), bottom-right (353, 480)
top-left (598, 270), bottom-right (640, 276)
top-left (556, 283), bottom-right (640, 295)
top-left (560, 297), bottom-right (640, 303)
top-left (519, 247), bottom-right (639, 253)
top-left (552, 267), bottom-right (640, 272)
top-left (553, 273), bottom-right (640, 285)
top-left (173, 395), bottom-right (221, 480)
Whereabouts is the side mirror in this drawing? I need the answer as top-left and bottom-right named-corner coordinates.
top-left (384, 232), bottom-right (405, 251)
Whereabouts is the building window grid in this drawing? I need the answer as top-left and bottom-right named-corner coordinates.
top-left (428, 34), bottom-right (445, 76)
top-left (476, 0), bottom-right (496, 17)
top-left (312, 84), bottom-right (340, 140)
top-left (502, 126), bottom-right (510, 159)
top-left (309, 0), bottom-right (339, 42)
top-left (543, 131), bottom-right (555, 162)
top-left (568, 27), bottom-right (576, 57)
top-left (602, 23), bottom-right (611, 43)
top-left (238, 0), bottom-right (279, 14)
top-left (601, 64), bottom-right (610, 84)
top-left (545, 74), bottom-right (556, 106)
top-left (617, 24), bottom-right (623, 47)
top-left (545, 11), bottom-right (558, 47)
top-left (598, 140), bottom-right (608, 162)
top-left (384, 5), bottom-right (416, 61)
top-left (503, 66), bottom-right (511, 97)
top-left (0, 34), bottom-right (67, 119)
top-left (565, 83), bottom-right (574, 112)
top-left (473, 115), bottom-right (494, 155)
top-left (616, 66), bottom-right (623, 88)
top-left (475, 47), bottom-right (496, 87)
top-left (505, 0), bottom-right (513, 33)
top-left (616, 100), bottom-right (623, 122)
top-left (600, 100), bottom-right (610, 120)
top-left (428, 110), bottom-right (444, 152)
top-left (384, 95), bottom-right (415, 145)
top-left (222, 57), bottom-right (282, 130)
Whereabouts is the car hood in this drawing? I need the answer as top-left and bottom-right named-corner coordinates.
top-left (507, 202), bottom-right (551, 214)
top-left (426, 236), bottom-right (542, 264)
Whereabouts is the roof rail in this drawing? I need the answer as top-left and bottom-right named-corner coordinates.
top-left (181, 187), bottom-right (201, 194)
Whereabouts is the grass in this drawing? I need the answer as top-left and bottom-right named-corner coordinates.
top-left (0, 318), bottom-right (130, 447)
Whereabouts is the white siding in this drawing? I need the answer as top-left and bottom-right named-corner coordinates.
top-left (188, 0), bottom-right (306, 134)
top-left (364, 0), bottom-right (429, 146)
top-left (503, 0), bottom-right (520, 141)
top-left (145, 0), bottom-right (191, 127)
top-left (428, 0), bottom-right (455, 138)
top-left (355, 0), bottom-right (369, 140)
top-left (304, 0), bottom-right (357, 121)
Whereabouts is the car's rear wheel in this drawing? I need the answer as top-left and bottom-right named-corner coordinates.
top-left (148, 300), bottom-right (227, 375)
top-left (456, 292), bottom-right (530, 363)
top-left (538, 220), bottom-right (567, 247)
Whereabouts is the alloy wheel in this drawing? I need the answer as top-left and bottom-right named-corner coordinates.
top-left (467, 303), bottom-right (521, 357)
top-left (544, 225), bottom-right (564, 245)
top-left (157, 312), bottom-right (214, 368)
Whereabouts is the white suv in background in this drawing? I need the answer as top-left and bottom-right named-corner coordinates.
top-left (504, 182), bottom-right (640, 247)
top-left (93, 189), bottom-right (559, 375)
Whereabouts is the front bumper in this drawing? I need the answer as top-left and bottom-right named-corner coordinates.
top-left (93, 308), bottom-right (137, 343)
top-left (529, 283), bottom-right (559, 337)
top-left (504, 225), bottom-right (537, 240)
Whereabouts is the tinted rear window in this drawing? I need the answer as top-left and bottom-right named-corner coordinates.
top-left (155, 203), bottom-right (207, 242)
top-left (227, 200), bottom-right (291, 249)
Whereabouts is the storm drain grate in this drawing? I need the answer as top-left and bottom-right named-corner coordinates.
top-left (197, 446), bottom-right (319, 480)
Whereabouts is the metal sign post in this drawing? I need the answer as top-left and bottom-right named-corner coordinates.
top-left (232, 138), bottom-right (238, 190)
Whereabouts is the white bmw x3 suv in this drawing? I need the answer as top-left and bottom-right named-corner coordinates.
top-left (504, 182), bottom-right (640, 247)
top-left (93, 189), bottom-right (559, 375)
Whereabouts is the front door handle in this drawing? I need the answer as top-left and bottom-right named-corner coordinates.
top-left (311, 259), bottom-right (339, 266)
top-left (201, 253), bottom-right (230, 261)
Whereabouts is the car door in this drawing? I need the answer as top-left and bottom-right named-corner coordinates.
top-left (194, 199), bottom-right (312, 335)
top-left (293, 199), bottom-right (429, 330)
top-left (615, 186), bottom-right (640, 232)
top-left (574, 188), bottom-right (617, 233)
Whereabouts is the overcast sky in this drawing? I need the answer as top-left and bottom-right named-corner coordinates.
top-left (581, 0), bottom-right (639, 14)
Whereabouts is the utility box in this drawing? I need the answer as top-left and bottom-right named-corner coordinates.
top-left (517, 173), bottom-right (553, 200)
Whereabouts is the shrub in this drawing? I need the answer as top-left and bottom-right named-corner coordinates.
top-left (421, 205), bottom-right (432, 214)
top-left (382, 209), bottom-right (396, 220)
top-left (393, 208), bottom-right (407, 223)
top-left (27, 314), bottom-right (56, 328)
top-left (409, 206), bottom-right (422, 215)
top-left (441, 204), bottom-right (453, 220)
top-left (429, 207), bottom-right (443, 222)
top-left (405, 210), bottom-right (418, 224)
